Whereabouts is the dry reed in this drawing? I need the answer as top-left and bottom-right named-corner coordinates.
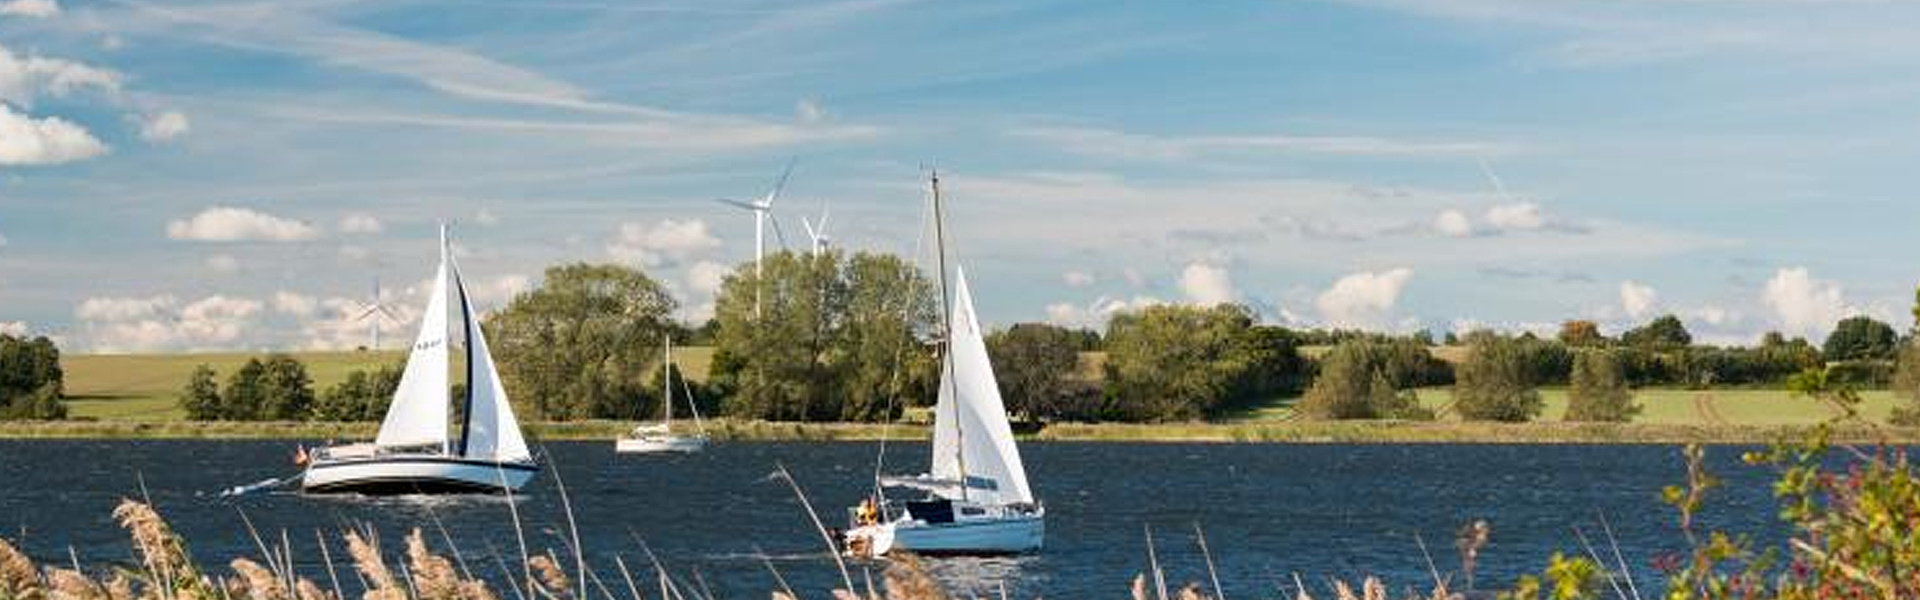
top-left (0, 535), bottom-right (43, 600)
top-left (524, 556), bottom-right (569, 600)
top-left (344, 529), bottom-right (404, 600)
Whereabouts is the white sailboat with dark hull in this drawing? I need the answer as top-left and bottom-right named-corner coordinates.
top-left (844, 173), bottom-right (1044, 557)
top-left (302, 225), bottom-right (539, 495)
top-left (615, 337), bottom-right (710, 454)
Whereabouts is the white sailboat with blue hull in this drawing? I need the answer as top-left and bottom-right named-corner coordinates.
top-left (302, 225), bottom-right (539, 495)
top-left (845, 173), bottom-right (1043, 557)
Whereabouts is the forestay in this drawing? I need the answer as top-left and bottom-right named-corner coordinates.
top-left (929, 267), bottom-right (1034, 506)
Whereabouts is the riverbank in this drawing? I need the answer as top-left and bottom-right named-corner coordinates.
top-left (2, 417), bottom-right (1914, 444)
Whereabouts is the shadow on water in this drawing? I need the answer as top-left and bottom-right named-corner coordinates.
top-left (0, 440), bottom-right (1789, 598)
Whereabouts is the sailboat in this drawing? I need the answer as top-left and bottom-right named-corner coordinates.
top-left (615, 337), bottom-right (710, 454)
top-left (301, 225), bottom-right (539, 495)
top-left (844, 173), bottom-right (1043, 557)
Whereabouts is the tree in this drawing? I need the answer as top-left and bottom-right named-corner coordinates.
top-left (1622, 314), bottom-right (1692, 348)
top-left (1453, 333), bottom-right (1544, 422)
top-left (709, 251), bottom-right (937, 422)
top-left (1102, 304), bottom-right (1304, 421)
top-left (1822, 315), bottom-right (1898, 362)
top-left (0, 334), bottom-right (65, 420)
top-left (987, 323), bottom-right (1090, 424)
top-left (314, 364), bottom-right (402, 421)
top-left (1298, 340), bottom-right (1430, 420)
top-left (1557, 320), bottom-right (1605, 348)
top-left (1566, 349), bottom-right (1638, 422)
top-left (256, 355), bottom-right (315, 420)
top-left (180, 365), bottom-right (222, 421)
top-left (487, 263), bottom-right (678, 420)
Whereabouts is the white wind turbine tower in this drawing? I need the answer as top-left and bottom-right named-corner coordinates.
top-left (715, 159), bottom-right (796, 317)
top-left (801, 202), bottom-right (832, 257)
top-left (353, 278), bottom-right (399, 350)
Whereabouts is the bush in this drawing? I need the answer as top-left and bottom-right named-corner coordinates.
top-left (179, 355), bottom-right (316, 421)
top-left (1452, 333), bottom-right (1544, 422)
top-left (0, 334), bottom-right (65, 420)
top-left (1103, 304), bottom-right (1304, 421)
top-left (313, 364), bottom-right (403, 421)
top-left (1566, 349), bottom-right (1638, 422)
top-left (1298, 340), bottom-right (1433, 420)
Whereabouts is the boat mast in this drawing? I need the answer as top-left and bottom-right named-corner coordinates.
top-left (930, 170), bottom-right (967, 502)
top-left (662, 336), bottom-right (674, 429)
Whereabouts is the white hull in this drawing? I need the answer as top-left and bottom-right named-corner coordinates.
top-left (614, 436), bottom-right (708, 454)
top-left (848, 512), bottom-right (1044, 556)
top-left (301, 454), bottom-right (538, 495)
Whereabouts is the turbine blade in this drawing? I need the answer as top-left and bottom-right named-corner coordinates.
top-left (768, 215), bottom-right (791, 251)
top-left (801, 216), bottom-right (819, 241)
top-left (1478, 157), bottom-right (1510, 200)
top-left (763, 157), bottom-right (797, 207)
top-left (714, 198), bottom-right (760, 211)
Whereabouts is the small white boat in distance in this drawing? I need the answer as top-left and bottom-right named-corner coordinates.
top-left (615, 337), bottom-right (710, 454)
top-left (301, 225), bottom-right (539, 495)
top-left (845, 174), bottom-right (1043, 557)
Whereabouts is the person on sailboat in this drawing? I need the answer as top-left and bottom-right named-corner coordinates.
top-left (857, 496), bottom-right (879, 526)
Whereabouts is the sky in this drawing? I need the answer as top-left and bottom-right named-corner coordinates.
top-left (3, 0), bottom-right (1920, 353)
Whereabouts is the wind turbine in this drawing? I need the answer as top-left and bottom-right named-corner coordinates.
top-left (715, 159), bottom-right (796, 317)
top-left (801, 202), bottom-right (831, 257)
top-left (353, 278), bottom-right (399, 351)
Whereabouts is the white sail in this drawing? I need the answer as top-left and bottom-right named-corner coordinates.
top-left (929, 267), bottom-right (1034, 506)
top-left (376, 249), bottom-right (451, 449)
top-left (456, 271), bottom-right (531, 462)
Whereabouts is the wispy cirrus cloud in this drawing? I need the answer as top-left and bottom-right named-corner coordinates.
top-left (1011, 124), bottom-right (1518, 161)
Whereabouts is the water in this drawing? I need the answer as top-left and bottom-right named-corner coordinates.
top-left (0, 441), bottom-right (1789, 598)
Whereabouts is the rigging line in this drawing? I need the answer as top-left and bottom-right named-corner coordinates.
top-left (930, 170), bottom-right (967, 503)
top-left (871, 167), bottom-right (937, 503)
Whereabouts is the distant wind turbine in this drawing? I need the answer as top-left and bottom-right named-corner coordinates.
top-left (801, 202), bottom-right (831, 257)
top-left (715, 158), bottom-right (797, 317)
top-left (353, 278), bottom-right (399, 350)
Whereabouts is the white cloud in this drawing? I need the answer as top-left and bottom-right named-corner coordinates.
top-left (1044, 295), bottom-right (1165, 329)
top-left (1013, 125), bottom-right (1514, 161)
top-left (73, 294), bottom-right (263, 352)
top-left (1620, 280), bottom-right (1658, 319)
top-left (607, 218), bottom-right (722, 267)
top-left (1433, 209), bottom-right (1474, 237)
top-left (471, 274), bottom-right (531, 308)
top-left (0, 321), bottom-right (28, 336)
top-left (272, 291), bottom-right (317, 317)
top-left (1763, 267), bottom-right (1851, 340)
top-left (138, 111), bottom-right (189, 142)
top-left (681, 259), bottom-right (731, 322)
top-left (338, 212), bottom-right (384, 234)
top-left (206, 254), bottom-right (241, 274)
top-left (1316, 268), bottom-right (1414, 327)
top-left (0, 104), bottom-right (104, 165)
top-left (1062, 270), bottom-right (1095, 287)
top-left (167, 206), bottom-right (319, 242)
top-left (0, 44), bottom-right (120, 104)
top-left (1178, 262), bottom-right (1236, 306)
top-left (1485, 202), bottom-right (1546, 231)
top-left (0, 0), bottom-right (57, 18)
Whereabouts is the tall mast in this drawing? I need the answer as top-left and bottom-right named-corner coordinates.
top-left (662, 336), bottom-right (674, 428)
top-left (930, 170), bottom-right (966, 502)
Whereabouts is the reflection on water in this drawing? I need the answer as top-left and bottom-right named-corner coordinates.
top-left (0, 440), bottom-right (1788, 598)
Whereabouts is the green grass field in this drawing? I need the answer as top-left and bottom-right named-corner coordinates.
top-left (1229, 387), bottom-right (1901, 426)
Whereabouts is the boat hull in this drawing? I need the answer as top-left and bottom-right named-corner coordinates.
top-left (850, 513), bottom-right (1044, 556)
top-left (301, 455), bottom-right (538, 495)
top-left (614, 436), bottom-right (708, 454)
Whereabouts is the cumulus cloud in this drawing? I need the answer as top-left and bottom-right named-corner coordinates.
top-left (167, 206), bottom-right (319, 242)
top-left (1763, 267), bottom-right (1851, 340)
top-left (0, 321), bottom-right (28, 336)
top-left (607, 218), bottom-right (722, 267)
top-left (0, 44), bottom-right (120, 104)
top-left (470, 274), bottom-right (531, 309)
top-left (272, 291), bottom-right (317, 317)
top-left (1485, 202), bottom-right (1546, 231)
top-left (679, 260), bottom-right (731, 321)
top-left (1062, 270), bottom-right (1095, 287)
top-left (1316, 268), bottom-right (1414, 327)
top-left (138, 111), bottom-right (189, 142)
top-left (0, 0), bottom-right (57, 18)
top-left (74, 294), bottom-right (263, 352)
top-left (338, 212), bottom-right (383, 234)
top-left (1178, 262), bottom-right (1236, 306)
top-left (0, 104), bottom-right (104, 165)
top-left (1044, 295), bottom-right (1164, 329)
top-left (1620, 280), bottom-right (1658, 320)
top-left (1433, 209), bottom-right (1474, 237)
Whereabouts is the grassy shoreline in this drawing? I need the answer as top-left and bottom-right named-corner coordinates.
top-left (2, 417), bottom-right (1915, 444)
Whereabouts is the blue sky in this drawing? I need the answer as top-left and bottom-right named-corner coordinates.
top-left (2, 0), bottom-right (1919, 352)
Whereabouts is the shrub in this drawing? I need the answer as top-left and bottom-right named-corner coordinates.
top-left (1565, 349), bottom-right (1638, 422)
top-left (1453, 333), bottom-right (1544, 422)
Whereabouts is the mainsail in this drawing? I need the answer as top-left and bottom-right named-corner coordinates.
top-left (376, 237), bottom-right (452, 449)
top-left (929, 267), bottom-right (1034, 506)
top-left (456, 275), bottom-right (531, 462)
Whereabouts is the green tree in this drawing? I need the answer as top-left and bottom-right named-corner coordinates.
top-left (1621, 314), bottom-right (1692, 348)
top-left (0, 334), bottom-right (65, 420)
top-left (1102, 304), bottom-right (1299, 421)
top-left (487, 263), bottom-right (678, 420)
top-left (256, 354), bottom-right (314, 420)
top-left (1299, 340), bottom-right (1432, 420)
top-left (179, 365), bottom-right (222, 421)
top-left (710, 251), bottom-right (937, 422)
top-left (1821, 315), bottom-right (1898, 361)
top-left (314, 364), bottom-right (402, 421)
top-left (1566, 349), bottom-right (1638, 422)
top-left (987, 323), bottom-right (1089, 424)
top-left (1453, 332), bottom-right (1545, 422)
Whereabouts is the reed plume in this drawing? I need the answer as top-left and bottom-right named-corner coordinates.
top-left (0, 535), bottom-right (43, 600)
top-left (343, 530), bottom-right (403, 600)
top-left (45, 568), bottom-right (105, 600)
top-left (112, 499), bottom-right (210, 600)
top-left (525, 556), bottom-right (569, 600)
top-left (880, 555), bottom-right (945, 600)
top-left (403, 530), bottom-right (491, 600)
top-left (294, 578), bottom-right (331, 600)
top-left (229, 558), bottom-right (288, 600)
